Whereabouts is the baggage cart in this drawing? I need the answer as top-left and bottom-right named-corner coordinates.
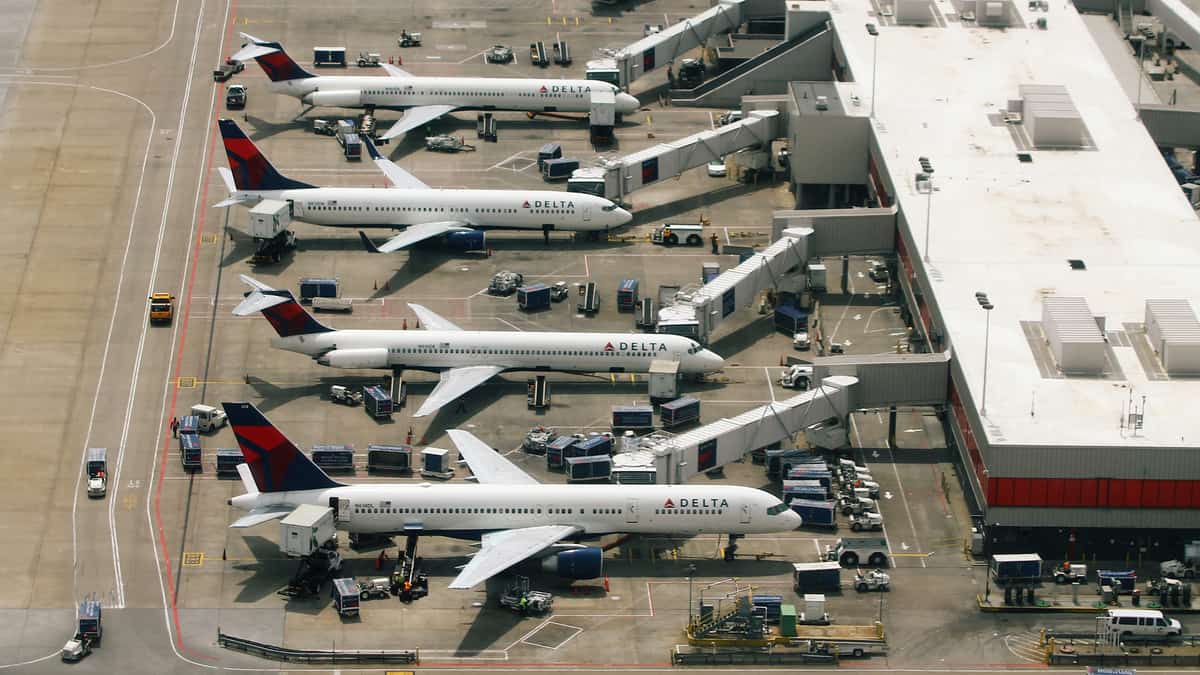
top-left (660, 396), bottom-right (700, 428)
top-left (363, 385), bottom-right (393, 419)
top-left (421, 447), bottom-right (453, 479)
top-left (311, 444), bottom-right (354, 472)
top-left (215, 448), bottom-right (244, 476)
top-left (518, 283), bottom-right (552, 311)
top-left (617, 279), bottom-right (639, 311)
top-left (313, 47), bottom-right (347, 67)
top-left (367, 444), bottom-right (412, 473)
top-left (612, 405), bottom-right (653, 431)
top-left (331, 578), bottom-right (360, 617)
top-left (566, 454), bottom-right (611, 482)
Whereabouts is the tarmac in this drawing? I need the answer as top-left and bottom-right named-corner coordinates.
top-left (1, 0), bottom-right (1196, 672)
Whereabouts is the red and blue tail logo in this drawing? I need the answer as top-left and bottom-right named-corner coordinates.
top-left (223, 402), bottom-right (341, 493)
top-left (252, 42), bottom-right (314, 82)
top-left (254, 289), bottom-right (334, 338)
top-left (219, 119), bottom-right (314, 191)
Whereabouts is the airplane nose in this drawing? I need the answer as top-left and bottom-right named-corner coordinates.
top-left (617, 207), bottom-right (633, 224)
top-left (699, 349), bottom-right (724, 371)
top-left (789, 510), bottom-right (803, 528)
top-left (616, 93), bottom-right (640, 115)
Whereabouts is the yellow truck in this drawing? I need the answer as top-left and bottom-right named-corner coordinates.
top-left (149, 293), bottom-right (175, 324)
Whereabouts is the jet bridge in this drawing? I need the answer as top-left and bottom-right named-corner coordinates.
top-left (566, 109), bottom-right (782, 202)
top-left (588, 0), bottom-right (745, 89)
top-left (657, 227), bottom-right (812, 344)
top-left (632, 375), bottom-right (858, 484)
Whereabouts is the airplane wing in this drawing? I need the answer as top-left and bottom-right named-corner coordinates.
top-left (447, 429), bottom-right (539, 485)
top-left (230, 505), bottom-right (295, 528)
top-left (362, 136), bottom-right (428, 189)
top-left (357, 221), bottom-right (473, 253)
top-left (380, 104), bottom-right (458, 141)
top-left (414, 365), bottom-right (504, 417)
top-left (448, 524), bottom-right (581, 589)
top-left (408, 303), bottom-right (462, 331)
top-left (232, 274), bottom-right (291, 315)
top-left (380, 63), bottom-right (411, 77)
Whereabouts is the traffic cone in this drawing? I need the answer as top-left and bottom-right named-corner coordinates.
top-left (603, 576), bottom-right (610, 593)
top-left (222, 548), bottom-right (227, 561)
top-left (373, 279), bottom-right (378, 290)
top-left (780, 355), bottom-right (785, 366)
top-left (389, 56), bottom-right (393, 64)
top-left (402, 318), bottom-right (408, 330)
top-left (397, 56), bottom-right (402, 65)
top-left (384, 280), bottom-right (390, 291)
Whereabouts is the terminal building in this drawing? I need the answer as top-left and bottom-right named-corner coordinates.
top-left (614, 0), bottom-right (1200, 557)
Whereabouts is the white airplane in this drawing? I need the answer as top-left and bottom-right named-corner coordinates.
top-left (233, 275), bottom-right (724, 417)
top-left (231, 33), bottom-right (641, 141)
top-left (223, 401), bottom-right (802, 589)
top-left (215, 119), bottom-right (631, 252)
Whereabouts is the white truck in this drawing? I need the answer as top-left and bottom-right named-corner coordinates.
top-left (280, 505), bottom-right (336, 558)
top-left (191, 404), bottom-right (228, 432)
top-left (849, 512), bottom-right (884, 532)
top-left (826, 536), bottom-right (890, 568)
top-left (780, 364), bottom-right (814, 390)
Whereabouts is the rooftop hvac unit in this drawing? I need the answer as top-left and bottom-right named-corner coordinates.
top-left (1041, 296), bottom-right (1106, 374)
top-left (1145, 299), bottom-right (1200, 375)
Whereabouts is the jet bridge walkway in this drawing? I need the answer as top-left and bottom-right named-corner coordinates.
top-left (566, 109), bottom-right (783, 202)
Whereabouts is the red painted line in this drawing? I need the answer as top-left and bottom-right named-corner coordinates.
top-left (153, 0), bottom-right (237, 662)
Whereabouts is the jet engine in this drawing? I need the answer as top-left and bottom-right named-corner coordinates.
top-left (541, 547), bottom-right (603, 580)
top-left (302, 90), bottom-right (363, 107)
top-left (316, 348), bottom-right (389, 369)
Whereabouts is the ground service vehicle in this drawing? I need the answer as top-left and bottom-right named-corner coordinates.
top-left (225, 83), bottom-right (247, 109)
top-left (652, 223), bottom-right (704, 246)
top-left (356, 51), bottom-right (381, 67)
top-left (359, 577), bottom-right (391, 599)
top-left (869, 262), bottom-right (890, 282)
top-left (793, 331), bottom-right (811, 350)
top-left (398, 30), bottom-right (422, 47)
top-left (212, 58), bottom-right (243, 81)
top-left (85, 448), bottom-right (107, 498)
top-left (550, 282), bottom-right (569, 302)
top-left (490, 271), bottom-right (524, 295)
top-left (826, 537), bottom-right (889, 567)
top-left (191, 404), bottom-right (228, 432)
top-left (330, 384), bottom-right (363, 405)
top-left (855, 568), bottom-right (891, 592)
top-left (63, 598), bottom-right (102, 660)
top-left (1162, 559), bottom-right (1200, 579)
top-left (1104, 609), bottom-right (1182, 639)
top-left (486, 45), bottom-right (514, 63)
top-left (500, 576), bottom-right (553, 615)
top-left (149, 293), bottom-right (175, 323)
top-left (331, 578), bottom-right (360, 616)
top-left (677, 58), bottom-right (705, 88)
top-left (849, 512), bottom-right (883, 531)
top-left (780, 365), bottom-right (813, 390)
top-left (1053, 562), bottom-right (1088, 583)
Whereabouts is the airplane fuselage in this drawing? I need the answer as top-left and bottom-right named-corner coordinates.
top-left (233, 483), bottom-right (797, 537)
top-left (233, 186), bottom-right (628, 232)
top-left (278, 329), bottom-right (723, 373)
top-left (270, 75), bottom-right (639, 116)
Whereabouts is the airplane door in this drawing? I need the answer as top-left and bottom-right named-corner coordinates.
top-left (582, 205), bottom-right (592, 222)
top-left (290, 199), bottom-right (304, 218)
top-left (330, 497), bottom-right (351, 525)
top-left (625, 498), bottom-right (639, 524)
top-left (740, 503), bottom-right (752, 525)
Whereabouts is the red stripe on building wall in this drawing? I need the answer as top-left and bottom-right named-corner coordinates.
top-left (949, 383), bottom-right (989, 496)
top-left (987, 477), bottom-right (1200, 509)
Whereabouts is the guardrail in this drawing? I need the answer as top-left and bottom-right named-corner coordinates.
top-left (217, 630), bottom-right (419, 664)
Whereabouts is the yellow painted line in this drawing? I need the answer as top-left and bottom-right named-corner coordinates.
top-left (177, 376), bottom-right (197, 389)
top-left (646, 114), bottom-right (652, 125)
top-left (575, 16), bottom-right (580, 25)
top-left (562, 16), bottom-right (567, 25)
top-left (387, 671), bottom-right (415, 675)
top-left (547, 16), bottom-right (552, 24)
top-left (610, 373), bottom-right (616, 383)
top-left (202, 233), bottom-right (218, 244)
top-left (182, 552), bottom-right (205, 567)
top-left (891, 552), bottom-right (930, 557)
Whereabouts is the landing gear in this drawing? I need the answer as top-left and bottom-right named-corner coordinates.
top-left (542, 224), bottom-right (552, 245)
top-left (724, 533), bottom-right (743, 562)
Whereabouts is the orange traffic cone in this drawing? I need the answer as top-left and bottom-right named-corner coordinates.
top-left (403, 318), bottom-right (408, 330)
top-left (603, 576), bottom-right (610, 593)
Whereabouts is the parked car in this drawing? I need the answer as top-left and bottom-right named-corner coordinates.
top-left (707, 157), bottom-right (727, 177)
top-left (225, 84), bottom-right (247, 109)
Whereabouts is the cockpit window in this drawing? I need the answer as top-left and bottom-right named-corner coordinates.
top-left (601, 204), bottom-right (617, 212)
top-left (766, 502), bottom-right (790, 516)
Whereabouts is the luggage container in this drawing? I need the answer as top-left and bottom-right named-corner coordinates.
top-left (566, 454), bottom-right (611, 482)
top-left (789, 499), bottom-right (837, 528)
top-left (775, 305), bottom-right (809, 335)
top-left (765, 448), bottom-right (820, 477)
top-left (215, 448), bottom-right (244, 476)
top-left (542, 158), bottom-right (580, 181)
top-left (990, 553), bottom-right (1043, 584)
top-left (331, 578), bottom-right (360, 617)
top-left (752, 595), bottom-right (783, 623)
top-left (421, 447), bottom-right (453, 479)
top-left (702, 262), bottom-right (720, 284)
top-left (280, 504), bottom-right (336, 557)
top-left (785, 469), bottom-right (834, 491)
top-left (537, 143), bottom-right (562, 170)
top-left (313, 47), bottom-right (347, 67)
top-left (612, 405), bottom-right (653, 431)
top-left (637, 297), bottom-right (656, 330)
top-left (793, 561), bottom-right (842, 593)
top-left (648, 359), bottom-right (679, 401)
top-left (367, 444), bottom-right (412, 473)
top-left (1097, 569), bottom-right (1137, 593)
top-left (76, 599), bottom-right (103, 643)
top-left (311, 444), bottom-right (354, 472)
top-left (299, 278), bottom-right (338, 303)
top-left (660, 396), bottom-right (700, 429)
top-left (179, 432), bottom-right (201, 471)
top-left (363, 385), bottom-right (393, 419)
top-left (617, 279), bottom-right (639, 311)
top-left (546, 435), bottom-right (576, 470)
top-left (341, 132), bottom-right (362, 160)
top-left (578, 281), bottom-right (600, 314)
top-left (179, 415), bottom-right (199, 435)
top-left (517, 283), bottom-right (552, 311)
top-left (572, 435), bottom-right (613, 457)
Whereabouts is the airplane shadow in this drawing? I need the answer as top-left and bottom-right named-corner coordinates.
top-left (708, 314), bottom-right (781, 359)
top-left (230, 535), bottom-right (302, 605)
top-left (628, 180), bottom-right (784, 226)
top-left (244, 374), bottom-right (390, 412)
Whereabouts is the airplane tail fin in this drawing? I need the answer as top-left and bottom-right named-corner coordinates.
top-left (232, 32), bottom-right (315, 83)
top-left (218, 119), bottom-right (315, 192)
top-left (234, 274), bottom-right (335, 338)
top-left (222, 402), bottom-right (343, 493)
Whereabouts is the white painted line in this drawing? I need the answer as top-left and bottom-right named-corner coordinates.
top-left (887, 445), bottom-right (926, 568)
top-left (764, 366), bottom-right (776, 402)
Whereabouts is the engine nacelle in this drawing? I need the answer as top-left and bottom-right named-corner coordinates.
top-left (541, 547), bottom-right (603, 580)
top-left (316, 347), bottom-right (389, 369)
top-left (444, 230), bottom-right (485, 252)
top-left (303, 90), bottom-right (363, 107)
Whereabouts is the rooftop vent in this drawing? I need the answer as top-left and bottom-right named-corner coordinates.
top-left (1067, 258), bottom-right (1086, 270)
top-left (1017, 84), bottom-right (1086, 149)
top-left (1042, 296), bottom-right (1106, 375)
top-left (1145, 299), bottom-right (1200, 375)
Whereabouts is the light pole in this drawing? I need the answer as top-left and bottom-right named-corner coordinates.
top-left (918, 157), bottom-right (934, 262)
top-left (975, 292), bottom-right (994, 416)
top-left (866, 23), bottom-right (879, 119)
top-left (686, 563), bottom-right (697, 626)
top-left (1132, 34), bottom-right (1145, 120)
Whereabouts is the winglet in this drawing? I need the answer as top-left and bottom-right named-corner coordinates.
top-left (358, 231), bottom-right (382, 254)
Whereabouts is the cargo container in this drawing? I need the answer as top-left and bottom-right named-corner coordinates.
top-left (752, 595), bottom-right (783, 623)
top-left (990, 553), bottom-right (1043, 583)
top-left (311, 444), bottom-right (354, 472)
top-left (775, 305), bottom-right (809, 335)
top-left (660, 396), bottom-right (700, 429)
top-left (215, 448), bottom-right (244, 476)
top-left (572, 435), bottom-right (613, 457)
top-left (764, 448), bottom-right (820, 478)
top-left (648, 359), bottom-right (678, 401)
top-left (1097, 569), bottom-right (1137, 593)
top-left (793, 561), bottom-right (841, 593)
top-left (313, 47), bottom-right (347, 67)
top-left (421, 447), bottom-right (453, 478)
top-left (617, 279), bottom-right (640, 311)
top-left (566, 454), bottom-right (612, 482)
top-left (299, 278), bottom-right (338, 303)
top-left (363, 385), bottom-right (393, 419)
top-left (702, 262), bottom-right (720, 284)
top-left (612, 405), bottom-right (654, 431)
top-left (76, 599), bottom-right (102, 642)
top-left (341, 132), bottom-right (362, 160)
top-left (367, 444), bottom-right (412, 473)
top-left (785, 469), bottom-right (834, 491)
top-left (783, 485), bottom-right (829, 504)
top-left (789, 499), bottom-right (837, 528)
top-left (179, 415), bottom-right (199, 435)
top-left (517, 283), bottom-right (552, 311)
top-left (179, 432), bottom-right (201, 471)
top-left (546, 436), bottom-right (577, 470)
top-left (280, 505), bottom-right (336, 558)
top-left (331, 578), bottom-right (360, 617)
top-left (537, 143), bottom-right (562, 170)
top-left (542, 158), bottom-right (580, 181)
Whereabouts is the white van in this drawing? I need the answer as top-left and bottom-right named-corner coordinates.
top-left (1104, 609), bottom-right (1182, 638)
